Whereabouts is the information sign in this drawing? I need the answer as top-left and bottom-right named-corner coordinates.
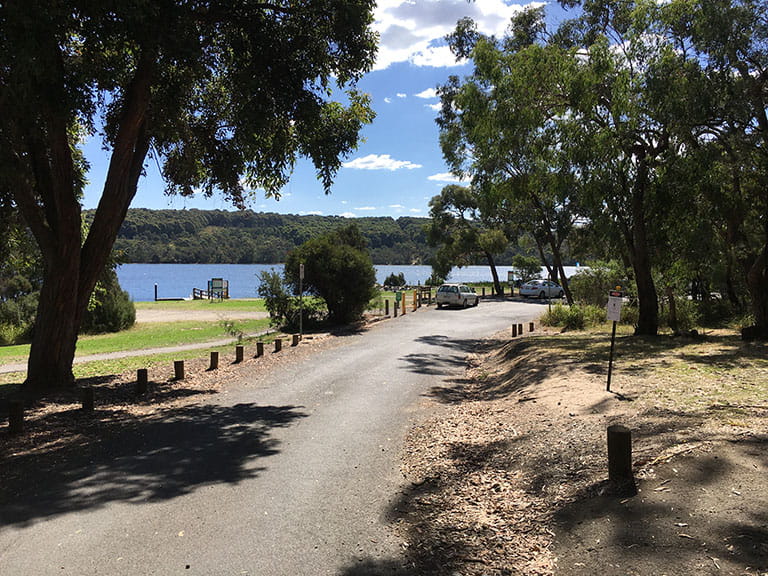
top-left (607, 291), bottom-right (623, 322)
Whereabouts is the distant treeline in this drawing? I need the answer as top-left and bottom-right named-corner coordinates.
top-left (89, 208), bottom-right (451, 264)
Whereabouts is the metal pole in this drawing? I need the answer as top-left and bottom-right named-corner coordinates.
top-left (607, 320), bottom-right (617, 392)
top-left (299, 264), bottom-right (303, 339)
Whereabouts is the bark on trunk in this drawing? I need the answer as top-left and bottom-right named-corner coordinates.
top-left (746, 244), bottom-right (768, 336)
top-left (485, 251), bottom-right (502, 295)
top-left (629, 156), bottom-right (658, 336)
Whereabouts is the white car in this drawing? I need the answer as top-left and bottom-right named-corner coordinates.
top-left (436, 283), bottom-right (479, 308)
top-left (519, 279), bottom-right (564, 299)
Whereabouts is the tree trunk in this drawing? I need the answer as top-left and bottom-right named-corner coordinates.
top-left (629, 158), bottom-right (658, 336)
top-left (484, 251), bottom-right (502, 295)
top-left (666, 286), bottom-right (679, 336)
top-left (746, 244), bottom-right (768, 336)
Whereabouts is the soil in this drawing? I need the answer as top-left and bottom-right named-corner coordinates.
top-left (396, 327), bottom-right (768, 575)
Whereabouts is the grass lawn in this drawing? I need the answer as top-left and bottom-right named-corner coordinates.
top-left (134, 298), bottom-right (267, 312)
top-left (0, 318), bottom-right (271, 372)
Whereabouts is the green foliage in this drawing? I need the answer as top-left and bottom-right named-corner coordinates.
top-left (511, 254), bottom-right (542, 283)
top-left (81, 269), bottom-right (136, 334)
top-left (425, 272), bottom-right (446, 286)
top-left (285, 224), bottom-right (377, 324)
top-left (541, 303), bottom-right (609, 331)
top-left (383, 272), bottom-right (406, 287)
top-left (257, 269), bottom-right (296, 328)
top-left (569, 261), bottom-right (630, 307)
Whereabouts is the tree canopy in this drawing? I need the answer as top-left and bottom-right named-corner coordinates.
top-left (1, 0), bottom-right (378, 390)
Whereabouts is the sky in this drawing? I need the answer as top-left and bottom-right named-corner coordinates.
top-left (81, 0), bottom-right (568, 219)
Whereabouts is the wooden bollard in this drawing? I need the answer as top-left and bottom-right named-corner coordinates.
top-left (235, 345), bottom-right (244, 363)
top-left (518, 323), bottom-right (523, 335)
top-left (413, 291), bottom-right (417, 311)
top-left (512, 324), bottom-right (518, 337)
top-left (385, 299), bottom-right (389, 316)
top-left (607, 425), bottom-right (633, 483)
top-left (274, 338), bottom-right (282, 352)
top-left (8, 400), bottom-right (24, 434)
top-left (209, 351), bottom-right (219, 370)
top-left (255, 342), bottom-right (264, 357)
top-left (402, 297), bottom-right (406, 315)
top-left (394, 302), bottom-right (398, 317)
top-left (482, 287), bottom-right (486, 297)
top-left (81, 387), bottom-right (95, 412)
top-left (174, 360), bottom-right (185, 380)
top-left (136, 368), bottom-right (148, 394)
top-left (529, 322), bottom-right (534, 332)
top-left (292, 334), bottom-right (300, 347)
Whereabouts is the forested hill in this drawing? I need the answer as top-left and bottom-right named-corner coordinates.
top-left (92, 208), bottom-right (438, 264)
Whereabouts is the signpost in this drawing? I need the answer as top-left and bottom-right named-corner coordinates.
top-left (606, 288), bottom-right (623, 392)
top-left (299, 263), bottom-right (304, 339)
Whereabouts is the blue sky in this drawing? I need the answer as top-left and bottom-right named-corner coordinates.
top-left (82, 0), bottom-right (565, 219)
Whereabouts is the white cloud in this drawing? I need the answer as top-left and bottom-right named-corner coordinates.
top-left (300, 210), bottom-right (324, 216)
top-left (373, 0), bottom-right (543, 70)
top-left (427, 102), bottom-right (441, 111)
top-left (409, 208), bottom-right (422, 213)
top-left (384, 97), bottom-right (392, 104)
top-left (340, 212), bottom-right (357, 218)
top-left (427, 172), bottom-right (470, 183)
top-left (397, 93), bottom-right (407, 98)
top-left (389, 204), bottom-right (405, 209)
top-left (415, 88), bottom-right (438, 99)
top-left (355, 206), bottom-right (377, 211)
top-left (343, 154), bottom-right (422, 171)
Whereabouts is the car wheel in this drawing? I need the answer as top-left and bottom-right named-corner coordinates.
top-left (463, 299), bottom-right (468, 308)
top-left (437, 303), bottom-right (442, 309)
top-left (558, 290), bottom-right (564, 298)
top-left (473, 297), bottom-right (479, 307)
top-left (539, 291), bottom-right (546, 299)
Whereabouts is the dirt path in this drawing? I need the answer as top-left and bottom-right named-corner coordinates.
top-left (135, 308), bottom-right (269, 323)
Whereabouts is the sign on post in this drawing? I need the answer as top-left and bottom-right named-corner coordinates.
top-left (606, 289), bottom-right (623, 392)
top-left (607, 290), bottom-right (623, 322)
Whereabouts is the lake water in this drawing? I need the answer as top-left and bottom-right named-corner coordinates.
top-left (117, 263), bottom-right (585, 302)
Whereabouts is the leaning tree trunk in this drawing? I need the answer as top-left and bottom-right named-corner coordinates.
top-left (746, 244), bottom-right (768, 337)
top-left (484, 251), bottom-right (502, 295)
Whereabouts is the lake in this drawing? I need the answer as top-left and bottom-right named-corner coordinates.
top-left (117, 263), bottom-right (586, 302)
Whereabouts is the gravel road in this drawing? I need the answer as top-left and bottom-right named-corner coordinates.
top-left (0, 299), bottom-right (543, 575)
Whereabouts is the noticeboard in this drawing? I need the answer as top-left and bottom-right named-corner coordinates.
top-left (607, 291), bottom-right (623, 322)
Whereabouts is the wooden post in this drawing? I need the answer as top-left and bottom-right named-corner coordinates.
top-left (482, 287), bottom-right (486, 297)
top-left (529, 322), bottom-right (534, 332)
top-left (8, 400), bottom-right (24, 434)
top-left (136, 369), bottom-right (149, 394)
top-left (412, 290), bottom-right (417, 311)
top-left (402, 296), bottom-right (406, 315)
top-left (209, 351), bottom-right (219, 370)
top-left (607, 425), bottom-right (633, 483)
top-left (174, 360), bottom-right (185, 380)
top-left (255, 342), bottom-right (264, 357)
top-left (235, 345), bottom-right (244, 363)
top-left (394, 301), bottom-right (398, 317)
top-left (512, 324), bottom-right (518, 337)
top-left (385, 299), bottom-right (389, 316)
top-left (274, 338), bottom-right (282, 352)
top-left (292, 334), bottom-right (300, 346)
top-left (518, 323), bottom-right (523, 335)
top-left (81, 387), bottom-right (95, 412)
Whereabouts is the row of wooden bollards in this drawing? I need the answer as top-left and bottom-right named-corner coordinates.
top-left (5, 335), bottom-right (301, 435)
top-left (511, 322), bottom-right (536, 337)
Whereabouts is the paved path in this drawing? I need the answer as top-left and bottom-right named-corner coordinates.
top-left (0, 300), bottom-right (542, 575)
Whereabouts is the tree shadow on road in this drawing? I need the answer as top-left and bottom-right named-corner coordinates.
top-left (0, 402), bottom-right (306, 527)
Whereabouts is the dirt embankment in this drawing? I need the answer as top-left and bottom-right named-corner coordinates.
top-left (396, 328), bottom-right (768, 576)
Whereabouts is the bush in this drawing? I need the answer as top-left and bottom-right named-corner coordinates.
top-left (81, 269), bottom-right (136, 333)
top-left (383, 272), bottom-right (406, 287)
top-left (285, 224), bottom-right (377, 325)
top-left (257, 268), bottom-right (295, 327)
top-left (541, 303), bottom-right (584, 331)
top-left (569, 261), bottom-right (629, 306)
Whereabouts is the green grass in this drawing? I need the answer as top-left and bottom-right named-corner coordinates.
top-left (0, 318), bottom-right (271, 366)
top-left (134, 298), bottom-right (267, 312)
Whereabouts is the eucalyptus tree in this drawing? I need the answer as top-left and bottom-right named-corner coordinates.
top-left (654, 0), bottom-right (768, 336)
top-left (0, 0), bottom-right (377, 390)
top-left (425, 184), bottom-right (509, 294)
top-left (437, 11), bottom-right (580, 305)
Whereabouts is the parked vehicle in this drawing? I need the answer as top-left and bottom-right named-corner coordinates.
top-left (519, 279), bottom-right (564, 299)
top-left (436, 283), bottom-right (479, 308)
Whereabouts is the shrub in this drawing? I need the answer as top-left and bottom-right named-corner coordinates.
top-left (285, 224), bottom-right (377, 325)
top-left (383, 272), bottom-right (406, 287)
top-left (569, 261), bottom-right (629, 306)
top-left (541, 303), bottom-right (585, 331)
top-left (81, 269), bottom-right (136, 333)
top-left (257, 268), bottom-right (294, 327)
